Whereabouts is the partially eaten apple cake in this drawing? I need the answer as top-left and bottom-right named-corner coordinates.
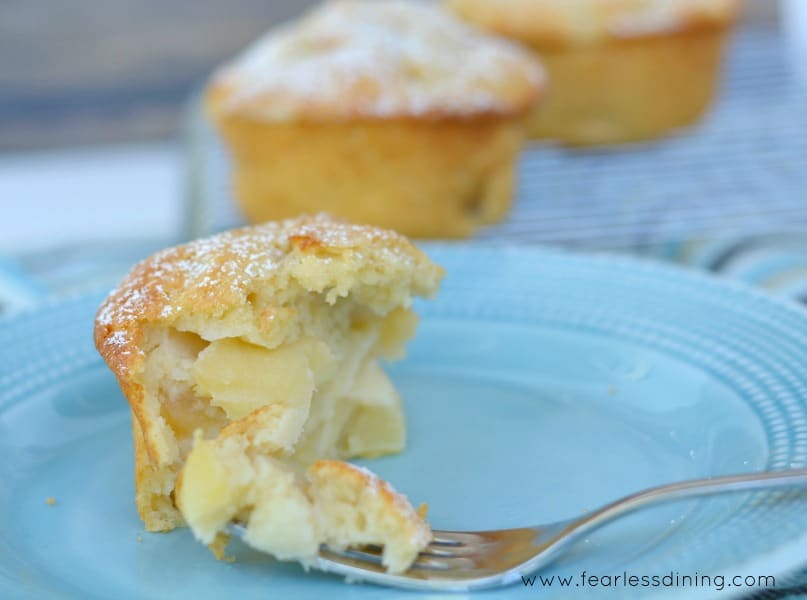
top-left (94, 214), bottom-right (442, 572)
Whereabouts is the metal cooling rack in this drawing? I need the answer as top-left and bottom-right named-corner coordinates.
top-left (185, 26), bottom-right (807, 253)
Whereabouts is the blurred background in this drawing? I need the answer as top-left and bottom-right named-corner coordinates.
top-left (0, 0), bottom-right (781, 151)
top-left (1, 0), bottom-right (323, 151)
top-left (1, 0), bottom-right (806, 316)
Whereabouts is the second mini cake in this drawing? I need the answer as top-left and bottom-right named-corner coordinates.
top-left (449, 0), bottom-right (741, 145)
top-left (207, 0), bottom-right (545, 238)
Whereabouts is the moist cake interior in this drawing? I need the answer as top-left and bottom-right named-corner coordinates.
top-left (137, 289), bottom-right (418, 530)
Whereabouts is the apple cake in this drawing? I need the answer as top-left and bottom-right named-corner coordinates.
top-left (448, 0), bottom-right (741, 145)
top-left (206, 0), bottom-right (545, 237)
top-left (94, 214), bottom-right (442, 572)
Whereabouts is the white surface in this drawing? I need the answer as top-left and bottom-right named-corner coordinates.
top-left (0, 143), bottom-right (182, 253)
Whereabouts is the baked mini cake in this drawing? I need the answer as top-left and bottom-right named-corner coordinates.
top-left (206, 0), bottom-right (545, 238)
top-left (94, 214), bottom-right (442, 571)
top-left (448, 0), bottom-right (741, 145)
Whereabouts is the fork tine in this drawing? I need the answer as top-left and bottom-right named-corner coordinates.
top-left (308, 527), bottom-right (488, 569)
top-left (327, 546), bottom-right (383, 564)
top-left (319, 547), bottom-right (386, 571)
top-left (419, 546), bottom-right (458, 558)
top-left (425, 531), bottom-right (501, 557)
top-left (324, 547), bottom-right (478, 572)
top-left (321, 536), bottom-right (483, 572)
top-left (412, 554), bottom-right (480, 571)
top-left (424, 544), bottom-right (484, 558)
top-left (323, 531), bottom-right (482, 558)
top-left (429, 532), bottom-right (468, 546)
top-left (347, 532), bottom-right (491, 558)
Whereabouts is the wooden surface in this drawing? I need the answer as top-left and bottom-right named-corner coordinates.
top-left (0, 0), bottom-right (780, 152)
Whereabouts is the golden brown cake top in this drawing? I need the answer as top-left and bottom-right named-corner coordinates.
top-left (448, 0), bottom-right (741, 47)
top-left (94, 213), bottom-right (443, 388)
top-left (206, 0), bottom-right (545, 122)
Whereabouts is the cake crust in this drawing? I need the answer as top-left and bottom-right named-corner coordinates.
top-left (206, 0), bottom-right (545, 123)
top-left (219, 117), bottom-right (524, 238)
top-left (447, 0), bottom-right (741, 48)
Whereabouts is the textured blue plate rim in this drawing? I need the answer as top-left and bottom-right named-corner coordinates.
top-left (2, 243), bottom-right (807, 599)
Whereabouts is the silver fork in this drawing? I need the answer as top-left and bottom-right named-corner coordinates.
top-left (239, 469), bottom-right (807, 592)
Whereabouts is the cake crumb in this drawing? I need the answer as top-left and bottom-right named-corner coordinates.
top-left (416, 503), bottom-right (429, 520)
top-left (608, 386), bottom-right (618, 396)
top-left (45, 497), bottom-right (56, 506)
top-left (208, 532), bottom-right (235, 563)
top-left (136, 535), bottom-right (143, 543)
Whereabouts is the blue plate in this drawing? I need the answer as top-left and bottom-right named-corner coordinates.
top-left (2, 245), bottom-right (807, 600)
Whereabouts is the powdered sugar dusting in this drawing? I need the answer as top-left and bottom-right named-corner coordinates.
top-left (95, 214), bottom-right (440, 360)
top-left (214, 0), bottom-right (544, 120)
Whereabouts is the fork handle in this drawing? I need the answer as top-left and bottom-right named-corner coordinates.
top-left (564, 468), bottom-right (807, 541)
